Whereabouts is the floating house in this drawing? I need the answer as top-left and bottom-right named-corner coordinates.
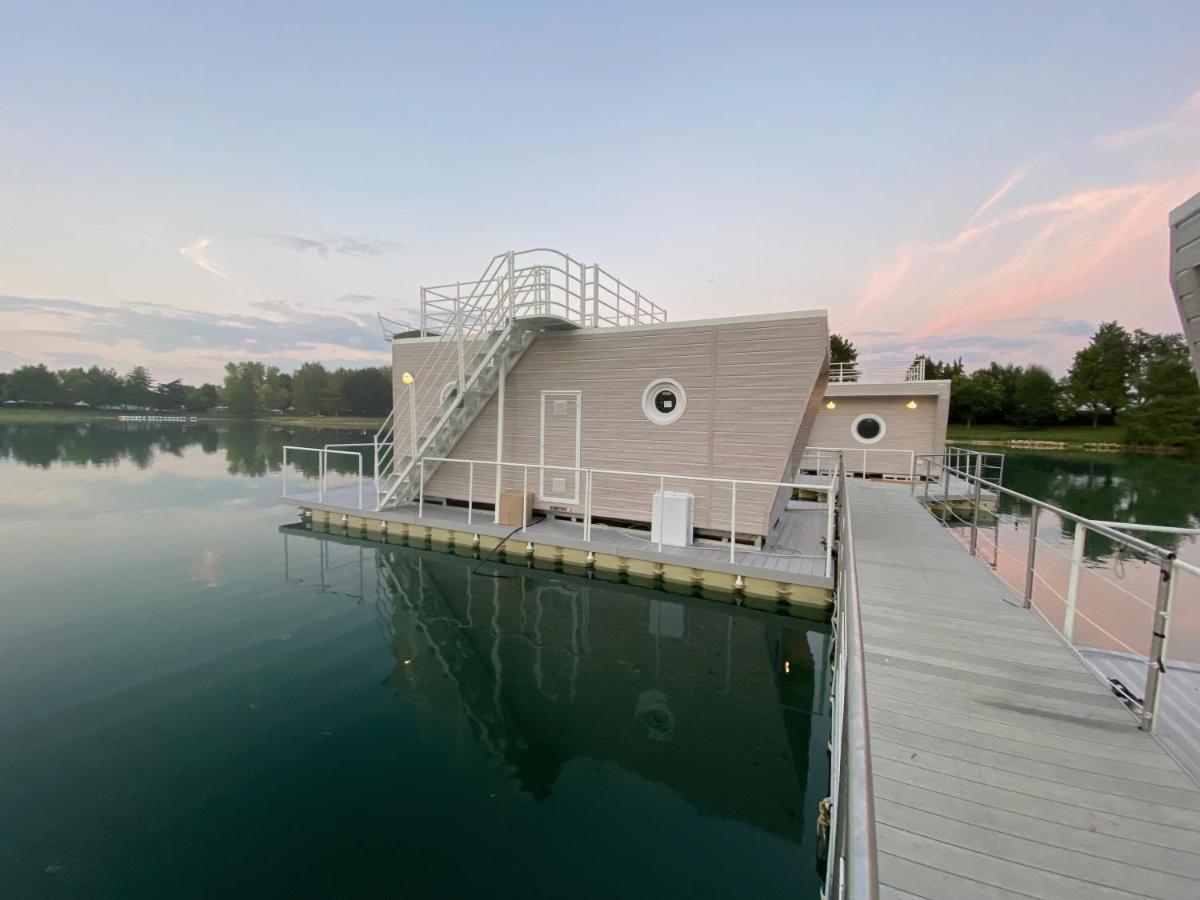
top-left (1171, 192), bottom-right (1200, 380)
top-left (378, 249), bottom-right (949, 543)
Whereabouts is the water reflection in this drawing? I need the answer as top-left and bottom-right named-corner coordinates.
top-left (284, 525), bottom-right (832, 848)
top-left (997, 450), bottom-right (1200, 558)
top-left (0, 421), bottom-right (371, 477)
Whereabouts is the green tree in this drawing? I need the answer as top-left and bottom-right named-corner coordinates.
top-left (1067, 321), bottom-right (1134, 427)
top-left (829, 334), bottom-right (857, 365)
top-left (222, 362), bottom-right (265, 416)
top-left (291, 362), bottom-right (330, 415)
top-left (186, 383), bottom-right (220, 412)
top-left (259, 366), bottom-right (291, 411)
top-left (57, 367), bottom-right (91, 404)
top-left (122, 366), bottom-right (156, 408)
top-left (155, 379), bottom-right (189, 410)
top-left (922, 357), bottom-right (964, 382)
top-left (1010, 365), bottom-right (1059, 427)
top-left (951, 370), bottom-right (1005, 426)
top-left (1123, 351), bottom-right (1200, 449)
top-left (7, 364), bottom-right (61, 403)
top-left (79, 367), bottom-right (124, 407)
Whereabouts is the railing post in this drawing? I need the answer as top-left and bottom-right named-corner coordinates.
top-left (407, 377), bottom-right (418, 470)
top-left (506, 251), bottom-right (515, 321)
top-left (418, 458), bottom-right (425, 518)
top-left (494, 461), bottom-right (501, 525)
top-left (468, 460), bottom-right (474, 525)
top-left (319, 450), bottom-right (326, 503)
top-left (282, 446), bottom-right (288, 499)
top-left (942, 458), bottom-right (950, 506)
top-left (924, 458), bottom-right (931, 501)
top-left (522, 465), bottom-right (529, 533)
top-left (357, 453), bottom-right (363, 510)
top-left (969, 455), bottom-right (982, 555)
top-left (1022, 505), bottom-right (1040, 608)
top-left (1141, 556), bottom-right (1176, 732)
top-left (729, 481), bottom-right (737, 564)
top-left (1064, 523), bottom-right (1086, 642)
top-left (584, 468), bottom-right (592, 541)
top-left (635, 289), bottom-right (642, 324)
top-left (658, 474), bottom-right (665, 552)
top-left (420, 287), bottom-right (427, 337)
top-left (455, 284), bottom-right (466, 400)
top-left (592, 264), bottom-right (600, 327)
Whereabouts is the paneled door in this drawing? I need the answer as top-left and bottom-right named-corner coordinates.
top-left (539, 390), bottom-right (581, 504)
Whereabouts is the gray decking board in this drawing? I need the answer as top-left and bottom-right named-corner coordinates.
top-left (287, 486), bottom-right (832, 586)
top-left (850, 480), bottom-right (1200, 900)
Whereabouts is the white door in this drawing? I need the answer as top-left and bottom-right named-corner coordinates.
top-left (539, 390), bottom-right (581, 503)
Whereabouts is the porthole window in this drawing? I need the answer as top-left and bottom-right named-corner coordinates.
top-left (642, 379), bottom-right (686, 425)
top-left (851, 413), bottom-right (886, 444)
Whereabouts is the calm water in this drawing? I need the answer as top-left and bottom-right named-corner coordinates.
top-left (0, 421), bottom-right (831, 899)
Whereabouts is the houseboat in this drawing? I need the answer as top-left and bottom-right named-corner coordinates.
top-left (285, 248), bottom-right (950, 606)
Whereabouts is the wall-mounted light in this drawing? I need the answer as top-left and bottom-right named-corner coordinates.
top-left (825, 400), bottom-right (837, 410)
top-left (402, 371), bottom-right (414, 385)
top-left (906, 400), bottom-right (918, 409)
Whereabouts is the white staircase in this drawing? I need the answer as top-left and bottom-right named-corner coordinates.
top-left (372, 249), bottom-right (666, 510)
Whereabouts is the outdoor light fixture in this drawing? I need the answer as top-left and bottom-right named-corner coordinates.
top-left (906, 400), bottom-right (918, 409)
top-left (402, 372), bottom-right (414, 385)
top-left (826, 400), bottom-right (837, 410)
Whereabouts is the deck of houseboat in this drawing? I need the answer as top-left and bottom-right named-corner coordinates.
top-left (289, 485), bottom-right (833, 598)
top-left (849, 479), bottom-right (1200, 899)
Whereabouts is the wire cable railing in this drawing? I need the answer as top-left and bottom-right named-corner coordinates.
top-left (912, 453), bottom-right (1185, 737)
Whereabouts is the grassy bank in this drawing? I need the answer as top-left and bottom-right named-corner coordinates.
top-left (945, 423), bottom-right (1196, 454)
top-left (0, 409), bottom-right (384, 429)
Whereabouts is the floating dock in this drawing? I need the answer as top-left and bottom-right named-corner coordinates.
top-left (849, 480), bottom-right (1200, 900)
top-left (291, 490), bottom-right (834, 610)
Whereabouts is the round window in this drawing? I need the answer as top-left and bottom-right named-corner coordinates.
top-left (642, 379), bottom-right (686, 425)
top-left (851, 413), bottom-right (886, 444)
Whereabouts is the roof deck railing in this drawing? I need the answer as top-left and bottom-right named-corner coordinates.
top-left (828, 357), bottom-right (927, 384)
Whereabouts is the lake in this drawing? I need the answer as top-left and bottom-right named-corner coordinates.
top-left (0, 421), bottom-right (831, 899)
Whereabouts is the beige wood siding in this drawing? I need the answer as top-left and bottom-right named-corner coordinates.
top-left (804, 390), bottom-right (947, 476)
top-left (403, 312), bottom-right (827, 537)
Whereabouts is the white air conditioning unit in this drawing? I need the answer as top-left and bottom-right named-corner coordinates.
top-left (651, 491), bottom-right (694, 548)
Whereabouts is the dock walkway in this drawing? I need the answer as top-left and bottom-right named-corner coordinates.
top-left (850, 480), bottom-right (1200, 900)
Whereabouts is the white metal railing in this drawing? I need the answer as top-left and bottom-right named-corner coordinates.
top-left (414, 455), bottom-right (839, 573)
top-left (828, 357), bottom-right (927, 384)
top-left (798, 446), bottom-right (916, 481)
top-left (912, 453), bottom-right (1185, 735)
top-left (824, 455), bottom-right (879, 900)
top-left (375, 250), bottom-right (664, 511)
top-left (281, 445), bottom-right (365, 510)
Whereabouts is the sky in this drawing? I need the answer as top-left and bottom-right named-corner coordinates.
top-left (2, 0), bottom-right (1199, 384)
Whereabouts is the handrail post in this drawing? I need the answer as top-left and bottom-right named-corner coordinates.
top-left (924, 458), bottom-right (931, 501)
top-left (969, 455), bottom-right (982, 555)
top-left (729, 481), bottom-right (737, 564)
top-left (494, 461), bottom-right (501, 525)
top-left (584, 468), bottom-right (593, 541)
top-left (942, 458), bottom-right (950, 507)
top-left (418, 458), bottom-right (425, 518)
top-left (420, 287), bottom-right (427, 336)
top-left (658, 474), bottom-right (665, 552)
top-left (1064, 523), bottom-right (1086, 642)
top-left (1022, 505), bottom-right (1040, 608)
top-left (282, 446), bottom-right (288, 499)
top-left (357, 452), bottom-right (363, 510)
top-left (506, 251), bottom-right (515, 322)
top-left (592, 264), bottom-right (600, 327)
top-left (455, 284), bottom-right (466, 400)
top-left (522, 465), bottom-right (528, 533)
top-left (468, 460), bottom-right (474, 525)
top-left (1141, 556), bottom-right (1176, 732)
top-left (319, 450), bottom-right (326, 502)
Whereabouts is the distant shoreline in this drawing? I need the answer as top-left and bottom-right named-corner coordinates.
top-left (0, 408), bottom-right (384, 430)
top-left (947, 424), bottom-right (1190, 455)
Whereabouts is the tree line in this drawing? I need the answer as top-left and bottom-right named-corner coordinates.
top-left (0, 361), bottom-right (392, 417)
top-left (832, 322), bottom-right (1200, 449)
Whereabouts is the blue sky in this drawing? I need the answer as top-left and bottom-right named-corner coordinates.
top-left (2, 1), bottom-right (1199, 382)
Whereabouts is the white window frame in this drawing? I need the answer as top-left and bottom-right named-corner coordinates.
top-left (851, 412), bottom-right (887, 444)
top-left (642, 378), bottom-right (686, 425)
top-left (538, 390), bottom-right (582, 504)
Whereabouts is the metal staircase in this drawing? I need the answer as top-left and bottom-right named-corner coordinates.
top-left (372, 249), bottom-right (666, 510)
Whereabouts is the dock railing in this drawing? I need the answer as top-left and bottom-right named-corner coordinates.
top-left (912, 453), bottom-right (1189, 738)
top-left (281, 446), bottom-right (365, 510)
top-left (825, 453), bottom-right (879, 900)
top-left (413, 455), bottom-right (840, 574)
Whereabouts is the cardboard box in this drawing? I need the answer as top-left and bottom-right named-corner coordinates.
top-left (498, 490), bottom-right (536, 527)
